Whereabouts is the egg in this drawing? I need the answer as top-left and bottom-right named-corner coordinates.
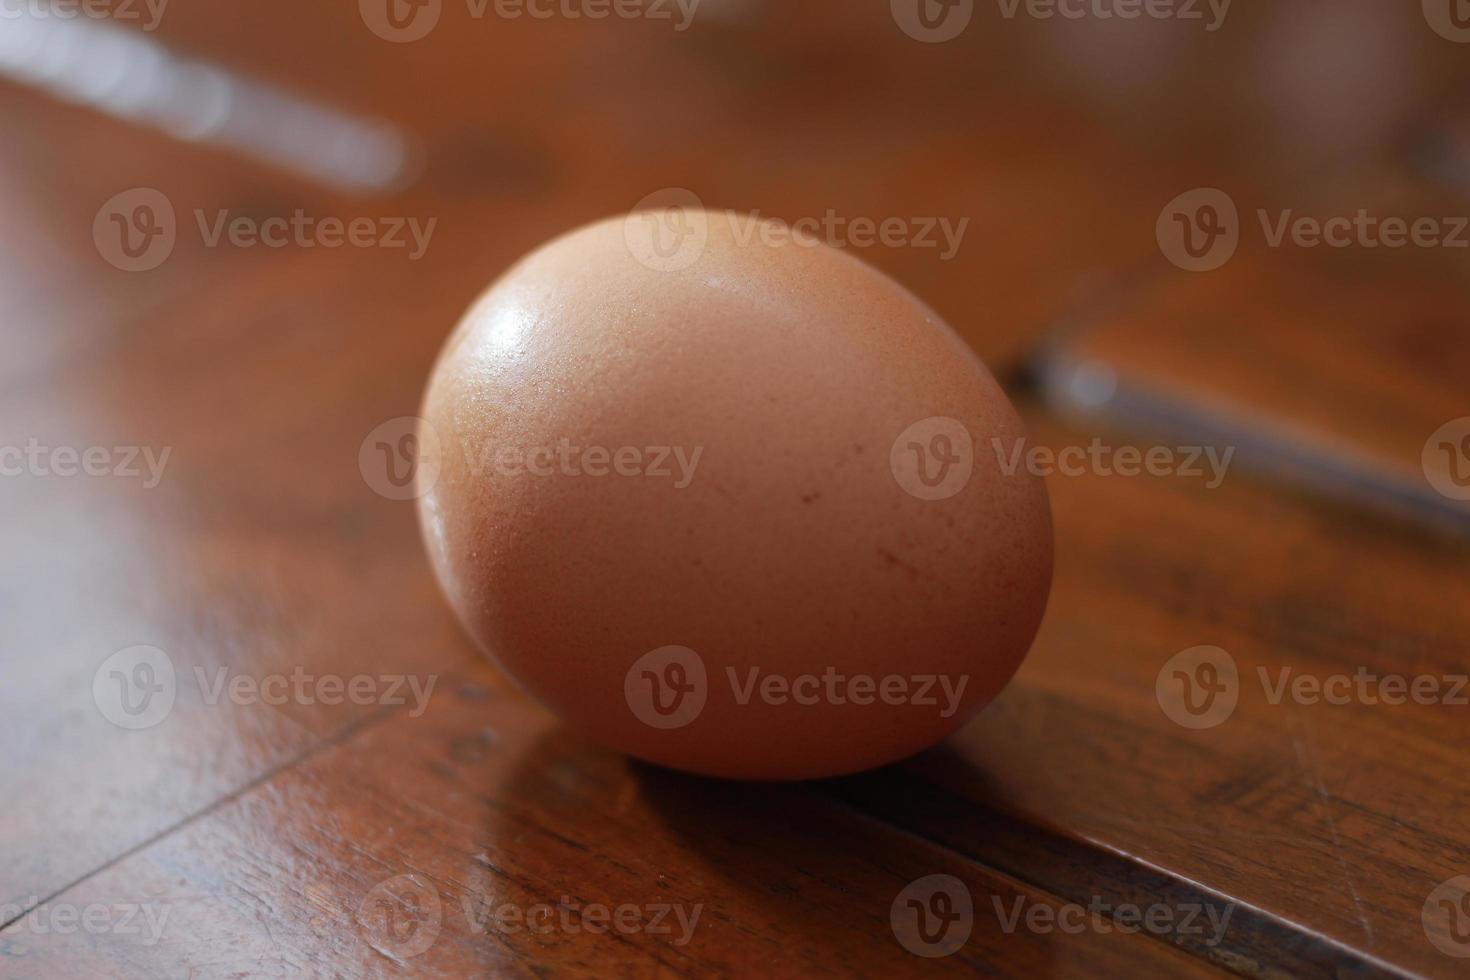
top-left (417, 208), bottom-right (1052, 780)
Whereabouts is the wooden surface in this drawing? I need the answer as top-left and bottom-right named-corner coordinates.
top-left (3, 2), bottom-right (1470, 977)
top-left (1044, 167), bottom-right (1470, 532)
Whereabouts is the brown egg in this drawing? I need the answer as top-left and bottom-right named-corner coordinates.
top-left (417, 208), bottom-right (1052, 780)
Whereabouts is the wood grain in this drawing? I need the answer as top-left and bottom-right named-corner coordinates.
top-left (1039, 102), bottom-right (1470, 533)
top-left (833, 408), bottom-right (1470, 978)
top-left (0, 660), bottom-right (1225, 979)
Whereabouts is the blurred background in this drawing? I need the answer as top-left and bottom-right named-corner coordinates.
top-left (3, 1), bottom-right (1470, 977)
top-left (6, 0), bottom-right (1470, 520)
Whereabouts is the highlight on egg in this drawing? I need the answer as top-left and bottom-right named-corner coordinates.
top-left (416, 203), bottom-right (1053, 780)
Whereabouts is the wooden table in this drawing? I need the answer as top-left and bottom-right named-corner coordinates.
top-left (3, 2), bottom-right (1468, 976)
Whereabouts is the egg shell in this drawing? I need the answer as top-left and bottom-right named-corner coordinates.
top-left (418, 210), bottom-right (1053, 780)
